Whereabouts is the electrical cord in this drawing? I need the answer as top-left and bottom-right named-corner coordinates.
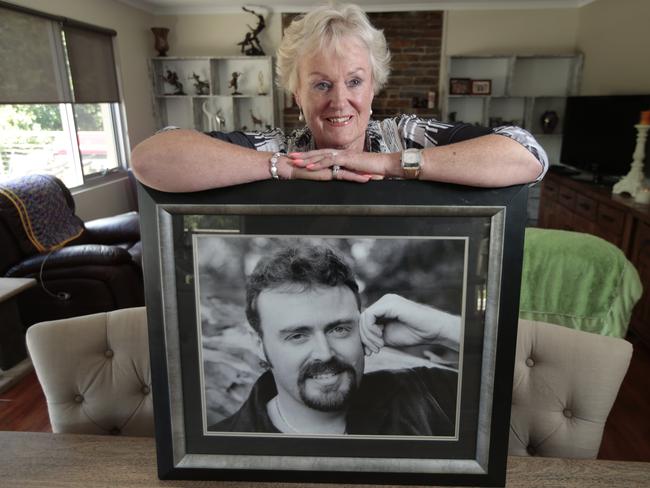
top-left (38, 251), bottom-right (71, 301)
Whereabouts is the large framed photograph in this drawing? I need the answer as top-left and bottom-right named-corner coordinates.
top-left (138, 180), bottom-right (528, 486)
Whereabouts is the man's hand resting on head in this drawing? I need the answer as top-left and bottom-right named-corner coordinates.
top-left (359, 294), bottom-right (460, 356)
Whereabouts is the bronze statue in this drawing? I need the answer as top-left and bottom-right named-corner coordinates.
top-left (250, 110), bottom-right (263, 129)
top-left (162, 70), bottom-right (185, 95)
top-left (229, 72), bottom-right (243, 95)
top-left (237, 7), bottom-right (266, 56)
top-left (190, 72), bottom-right (210, 95)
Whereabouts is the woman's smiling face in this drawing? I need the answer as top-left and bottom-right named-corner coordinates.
top-left (294, 36), bottom-right (374, 152)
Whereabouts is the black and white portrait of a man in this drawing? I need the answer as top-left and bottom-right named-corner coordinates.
top-left (195, 237), bottom-right (465, 438)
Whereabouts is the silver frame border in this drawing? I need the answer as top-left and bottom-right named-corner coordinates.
top-left (155, 204), bottom-right (505, 475)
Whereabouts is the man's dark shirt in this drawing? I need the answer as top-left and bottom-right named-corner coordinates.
top-left (210, 367), bottom-right (457, 436)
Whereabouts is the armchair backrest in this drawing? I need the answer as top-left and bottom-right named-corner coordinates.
top-left (510, 319), bottom-right (632, 458)
top-left (26, 307), bottom-right (153, 436)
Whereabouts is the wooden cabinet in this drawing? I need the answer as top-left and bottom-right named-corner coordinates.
top-left (538, 172), bottom-right (650, 345)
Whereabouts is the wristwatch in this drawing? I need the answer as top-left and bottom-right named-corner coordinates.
top-left (401, 148), bottom-right (423, 179)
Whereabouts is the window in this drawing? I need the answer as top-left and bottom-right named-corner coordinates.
top-left (0, 3), bottom-right (127, 189)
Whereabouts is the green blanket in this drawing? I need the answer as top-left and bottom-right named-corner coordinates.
top-left (519, 228), bottom-right (642, 338)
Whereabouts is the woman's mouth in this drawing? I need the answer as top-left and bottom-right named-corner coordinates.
top-left (325, 115), bottom-right (353, 126)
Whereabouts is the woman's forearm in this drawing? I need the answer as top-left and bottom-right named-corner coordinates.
top-left (130, 129), bottom-right (282, 192)
top-left (416, 134), bottom-right (544, 187)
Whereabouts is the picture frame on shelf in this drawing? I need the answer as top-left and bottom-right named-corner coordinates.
top-left (449, 78), bottom-right (471, 95)
top-left (471, 80), bottom-right (492, 96)
top-left (138, 180), bottom-right (529, 486)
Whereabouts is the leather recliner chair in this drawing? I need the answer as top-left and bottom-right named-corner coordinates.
top-left (0, 175), bottom-right (144, 368)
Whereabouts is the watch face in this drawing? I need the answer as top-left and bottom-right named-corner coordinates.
top-left (402, 149), bottom-right (421, 168)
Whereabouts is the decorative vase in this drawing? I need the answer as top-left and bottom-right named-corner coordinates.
top-left (540, 110), bottom-right (559, 134)
top-left (151, 27), bottom-right (170, 57)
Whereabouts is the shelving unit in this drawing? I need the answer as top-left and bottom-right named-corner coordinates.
top-left (149, 56), bottom-right (275, 132)
top-left (444, 54), bottom-right (583, 165)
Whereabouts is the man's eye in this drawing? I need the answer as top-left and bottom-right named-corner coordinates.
top-left (329, 326), bottom-right (351, 337)
top-left (285, 333), bottom-right (307, 343)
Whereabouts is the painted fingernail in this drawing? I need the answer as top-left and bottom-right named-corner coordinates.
top-left (289, 152), bottom-right (302, 157)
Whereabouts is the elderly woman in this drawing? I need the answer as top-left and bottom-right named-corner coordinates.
top-left (132, 4), bottom-right (547, 192)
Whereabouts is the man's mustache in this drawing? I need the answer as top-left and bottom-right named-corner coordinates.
top-left (298, 357), bottom-right (355, 382)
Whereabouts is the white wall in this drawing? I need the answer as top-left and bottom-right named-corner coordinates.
top-left (153, 11), bottom-right (283, 57)
top-left (577, 0), bottom-right (650, 94)
top-left (445, 9), bottom-right (580, 56)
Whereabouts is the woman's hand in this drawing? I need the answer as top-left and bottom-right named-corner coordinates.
top-left (287, 149), bottom-right (387, 182)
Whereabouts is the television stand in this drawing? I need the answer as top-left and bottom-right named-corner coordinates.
top-left (538, 171), bottom-right (650, 348)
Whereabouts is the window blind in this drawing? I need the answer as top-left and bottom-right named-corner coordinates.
top-left (0, 2), bottom-right (119, 104)
top-left (64, 25), bottom-right (120, 103)
top-left (0, 6), bottom-right (72, 103)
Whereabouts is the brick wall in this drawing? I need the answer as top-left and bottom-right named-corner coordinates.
top-left (281, 11), bottom-right (443, 130)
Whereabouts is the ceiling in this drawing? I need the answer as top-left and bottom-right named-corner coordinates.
top-left (117, 0), bottom-right (596, 15)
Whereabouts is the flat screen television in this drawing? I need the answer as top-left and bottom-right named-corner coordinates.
top-left (560, 95), bottom-right (650, 180)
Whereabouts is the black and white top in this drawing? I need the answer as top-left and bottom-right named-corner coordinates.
top-left (196, 114), bottom-right (548, 184)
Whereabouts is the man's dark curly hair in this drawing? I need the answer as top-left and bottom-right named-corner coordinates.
top-left (245, 245), bottom-right (361, 335)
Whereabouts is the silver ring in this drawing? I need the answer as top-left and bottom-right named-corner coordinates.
top-left (332, 164), bottom-right (341, 179)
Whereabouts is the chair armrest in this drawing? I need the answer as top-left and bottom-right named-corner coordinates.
top-left (83, 211), bottom-right (140, 244)
top-left (6, 244), bottom-right (134, 277)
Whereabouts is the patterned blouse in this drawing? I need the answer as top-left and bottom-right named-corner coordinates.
top-left (204, 114), bottom-right (548, 184)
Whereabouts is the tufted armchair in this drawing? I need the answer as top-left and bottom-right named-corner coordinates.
top-left (510, 318), bottom-right (632, 458)
top-left (27, 310), bottom-right (632, 457)
top-left (26, 307), bottom-right (153, 436)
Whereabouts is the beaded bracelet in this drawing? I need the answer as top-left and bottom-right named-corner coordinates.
top-left (269, 152), bottom-right (282, 180)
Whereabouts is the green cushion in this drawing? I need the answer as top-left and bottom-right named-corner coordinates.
top-left (519, 228), bottom-right (642, 338)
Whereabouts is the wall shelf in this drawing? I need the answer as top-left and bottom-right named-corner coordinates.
top-left (149, 56), bottom-right (275, 132)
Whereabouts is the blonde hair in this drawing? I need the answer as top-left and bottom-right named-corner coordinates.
top-left (276, 3), bottom-right (391, 95)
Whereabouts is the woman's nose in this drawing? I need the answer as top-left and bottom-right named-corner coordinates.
top-left (329, 84), bottom-right (348, 108)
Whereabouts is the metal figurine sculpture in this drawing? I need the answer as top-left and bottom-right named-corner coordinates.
top-left (202, 101), bottom-right (224, 132)
top-left (229, 72), bottom-right (243, 95)
top-left (257, 71), bottom-right (267, 95)
top-left (250, 110), bottom-right (263, 129)
top-left (190, 72), bottom-right (210, 95)
top-left (162, 70), bottom-right (185, 95)
top-left (237, 6), bottom-right (266, 56)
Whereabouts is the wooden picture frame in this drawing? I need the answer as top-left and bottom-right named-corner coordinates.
top-left (449, 78), bottom-right (472, 95)
top-left (138, 180), bottom-right (528, 486)
top-left (471, 80), bottom-right (492, 96)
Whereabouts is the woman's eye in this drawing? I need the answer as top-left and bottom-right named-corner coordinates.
top-left (347, 78), bottom-right (362, 88)
top-left (314, 82), bottom-right (330, 91)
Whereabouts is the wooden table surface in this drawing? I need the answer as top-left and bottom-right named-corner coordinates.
top-left (1, 431), bottom-right (649, 487)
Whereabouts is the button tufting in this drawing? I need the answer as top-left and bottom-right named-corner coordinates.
top-left (563, 408), bottom-right (573, 418)
top-left (141, 385), bottom-right (150, 395)
top-left (525, 357), bottom-right (535, 367)
top-left (526, 445), bottom-right (536, 456)
top-left (109, 427), bottom-right (121, 435)
top-left (74, 394), bottom-right (84, 403)
top-left (104, 349), bottom-right (114, 358)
